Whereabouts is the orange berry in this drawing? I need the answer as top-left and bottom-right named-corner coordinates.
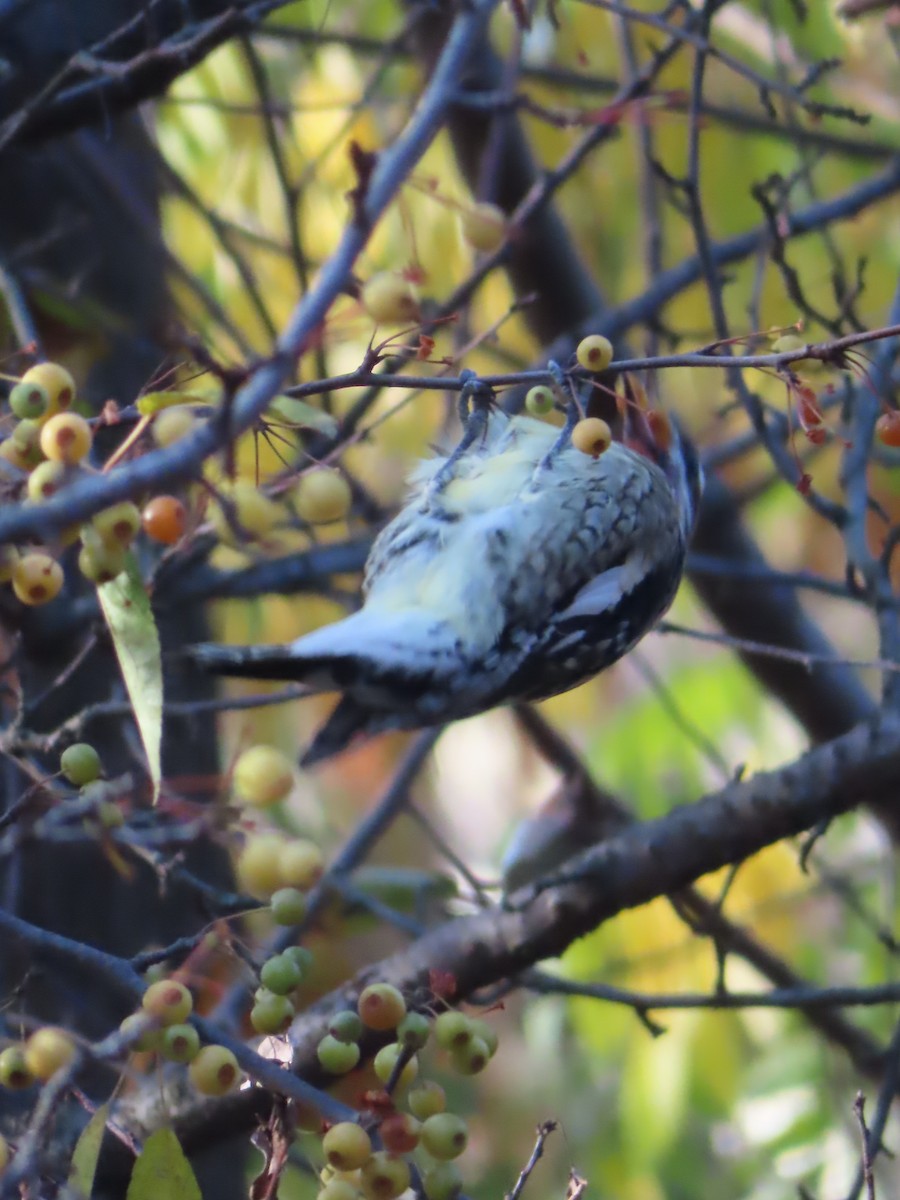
top-left (571, 417), bottom-right (612, 458)
top-left (12, 553), bottom-right (63, 606)
top-left (142, 495), bottom-right (187, 544)
top-left (876, 412), bottom-right (900, 447)
top-left (39, 413), bottom-right (92, 464)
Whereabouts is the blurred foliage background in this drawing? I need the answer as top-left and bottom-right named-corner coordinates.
top-left (4, 0), bottom-right (900, 1197)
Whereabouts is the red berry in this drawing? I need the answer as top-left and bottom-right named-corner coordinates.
top-left (142, 495), bottom-right (187, 544)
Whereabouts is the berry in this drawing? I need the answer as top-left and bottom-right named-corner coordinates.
top-left (434, 1011), bottom-right (472, 1052)
top-left (279, 839), bottom-right (325, 890)
top-left (142, 979), bottom-right (193, 1026)
top-left (373, 1044), bottom-right (418, 1088)
top-left (294, 470), bottom-right (352, 525)
top-left (361, 272), bottom-right (420, 325)
top-left (142, 495), bottom-right (187, 545)
top-left (39, 413), bottom-right (92, 464)
top-left (317, 1034), bottom-right (361, 1074)
top-left (283, 945), bottom-right (314, 974)
top-left (24, 1027), bottom-right (77, 1081)
top-left (360, 1151), bottom-right (410, 1200)
top-left (422, 1162), bottom-right (463, 1200)
top-left (322, 1122), bottom-right (372, 1171)
top-left (460, 202), bottom-right (506, 252)
top-left (19, 362), bottom-right (76, 420)
top-left (188, 1045), bottom-right (241, 1095)
top-left (12, 553), bottom-right (63, 606)
top-left (358, 983), bottom-right (406, 1032)
top-left (119, 1013), bottom-right (161, 1053)
top-left (772, 334), bottom-right (806, 355)
top-left (271, 887), bottom-right (307, 925)
top-left (250, 990), bottom-right (295, 1034)
top-left (153, 407), bottom-right (197, 447)
top-left (571, 417), bottom-right (612, 458)
top-left (0, 1133), bottom-right (8, 1174)
top-left (161, 1023), bottom-right (200, 1063)
top-left (60, 743), bottom-right (102, 786)
top-left (27, 461), bottom-right (68, 502)
top-left (0, 438), bottom-right (31, 470)
top-left (329, 1010), bottom-right (363, 1044)
top-left (0, 546), bottom-right (19, 583)
top-left (525, 386), bottom-right (555, 417)
top-left (420, 1113), bottom-right (468, 1160)
top-left (408, 1081), bottom-right (446, 1121)
top-left (876, 412), bottom-right (900, 448)
top-left (78, 542), bottom-right (126, 584)
top-left (0, 1045), bottom-right (34, 1090)
top-left (9, 379), bottom-right (49, 421)
top-left (379, 1112), bottom-right (420, 1155)
top-left (232, 744), bottom-right (294, 807)
top-left (210, 482), bottom-right (282, 546)
top-left (236, 834), bottom-right (284, 898)
top-left (397, 1012), bottom-right (430, 1051)
top-left (93, 502), bottom-right (142, 549)
top-left (575, 334), bottom-right (614, 372)
top-left (318, 1181), bottom-right (359, 1200)
top-left (449, 1035), bottom-right (490, 1075)
top-left (467, 1017), bottom-right (498, 1057)
top-left (10, 419), bottom-right (43, 467)
top-left (260, 953), bottom-right (303, 995)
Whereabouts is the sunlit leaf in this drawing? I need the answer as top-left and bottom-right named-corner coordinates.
top-left (126, 1129), bottom-right (201, 1200)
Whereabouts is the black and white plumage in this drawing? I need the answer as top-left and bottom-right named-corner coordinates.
top-left (192, 401), bottom-right (703, 766)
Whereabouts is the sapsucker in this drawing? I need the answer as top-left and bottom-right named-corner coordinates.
top-left (192, 389), bottom-right (703, 765)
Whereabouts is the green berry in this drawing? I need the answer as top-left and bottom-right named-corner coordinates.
top-left (9, 379), bottom-right (49, 420)
top-left (423, 1162), bottom-right (463, 1200)
top-left (161, 1023), bottom-right (200, 1063)
top-left (329, 1010), bottom-right (363, 1044)
top-left (26, 460), bottom-right (67, 502)
top-left (322, 1122), bottom-right (372, 1171)
top-left (434, 1011), bottom-right (472, 1051)
top-left (92, 502), bottom-right (142, 549)
top-left (468, 1018), bottom-right (498, 1057)
top-left (141, 979), bottom-right (193, 1026)
top-left (270, 887), bottom-right (307, 925)
top-left (358, 983), bottom-right (406, 1032)
top-left (78, 541), bottom-right (126, 585)
top-left (60, 743), bottom-right (102, 786)
top-left (408, 1080), bottom-right (446, 1121)
top-left (397, 1012), bottom-right (430, 1051)
top-left (283, 945), bottom-right (314, 974)
top-left (360, 1151), bottom-right (410, 1200)
top-left (251, 991), bottom-right (295, 1035)
top-left (420, 1113), bottom-right (468, 1161)
top-left (449, 1035), bottom-right (490, 1075)
top-left (0, 1045), bottom-right (34, 1089)
top-left (260, 953), bottom-right (302, 995)
top-left (373, 1043), bottom-right (418, 1088)
top-left (317, 1034), bottom-right (361, 1074)
top-left (525, 385), bottom-right (554, 417)
top-left (188, 1045), bottom-right (241, 1095)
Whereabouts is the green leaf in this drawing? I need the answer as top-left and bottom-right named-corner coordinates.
top-left (268, 394), bottom-right (339, 435)
top-left (68, 1103), bottom-right (109, 1197)
top-left (136, 391), bottom-right (212, 416)
top-left (98, 555), bottom-right (163, 802)
top-left (126, 1129), bottom-right (201, 1200)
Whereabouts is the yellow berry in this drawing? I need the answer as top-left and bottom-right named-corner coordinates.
top-left (12, 553), bottom-right (63, 606)
top-left (10, 419), bottom-right (43, 467)
top-left (142, 979), bottom-right (193, 1025)
top-left (0, 1044), bottom-right (34, 1089)
top-left (373, 1043), bottom-right (418, 1088)
top-left (575, 334), bottom-right (614, 372)
top-left (278, 839), bottom-right (325, 889)
top-left (0, 437), bottom-right (33, 471)
top-left (360, 1151), bottom-right (410, 1200)
top-left (361, 273), bottom-right (420, 324)
top-left (358, 983), bottom-right (406, 1032)
top-left (78, 541), bottom-right (126, 584)
top-left (294, 470), bottom-right (352, 525)
top-left (188, 1045), bottom-right (241, 1095)
top-left (93, 502), bottom-right (142, 549)
top-left (236, 834), bottom-right (285, 899)
top-left (322, 1123), bottom-right (373, 1171)
top-left (27, 460), bottom-right (68, 502)
top-left (571, 417), bottom-right (612, 458)
top-left (153, 407), bottom-right (197, 447)
top-left (39, 413), bottom-right (92, 464)
top-left (19, 362), bottom-right (76, 421)
top-left (460, 202), bottom-right (507, 252)
top-left (232, 744), bottom-right (294, 807)
top-left (24, 1027), bottom-right (76, 1081)
top-left (210, 482), bottom-right (281, 546)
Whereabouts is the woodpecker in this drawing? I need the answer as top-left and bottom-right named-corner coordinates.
top-left (191, 383), bottom-right (703, 766)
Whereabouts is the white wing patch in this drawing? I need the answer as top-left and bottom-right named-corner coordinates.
top-left (558, 565), bottom-right (627, 622)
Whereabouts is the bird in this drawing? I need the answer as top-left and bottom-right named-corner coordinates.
top-left (190, 384), bottom-right (703, 767)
